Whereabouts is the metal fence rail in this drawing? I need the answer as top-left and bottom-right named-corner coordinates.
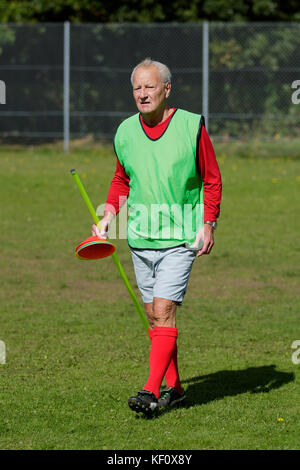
top-left (0, 22), bottom-right (299, 148)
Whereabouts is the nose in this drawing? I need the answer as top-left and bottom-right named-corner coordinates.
top-left (139, 87), bottom-right (149, 100)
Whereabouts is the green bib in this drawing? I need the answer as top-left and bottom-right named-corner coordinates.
top-left (114, 108), bottom-right (204, 249)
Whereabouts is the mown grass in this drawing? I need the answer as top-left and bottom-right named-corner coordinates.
top-left (0, 139), bottom-right (299, 450)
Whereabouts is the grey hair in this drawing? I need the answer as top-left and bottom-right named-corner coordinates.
top-left (130, 58), bottom-right (172, 86)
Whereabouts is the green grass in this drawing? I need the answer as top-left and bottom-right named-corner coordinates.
top-left (0, 140), bottom-right (299, 450)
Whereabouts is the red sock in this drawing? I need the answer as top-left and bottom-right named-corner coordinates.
top-left (144, 327), bottom-right (178, 399)
top-left (164, 342), bottom-right (183, 394)
top-left (148, 327), bottom-right (182, 393)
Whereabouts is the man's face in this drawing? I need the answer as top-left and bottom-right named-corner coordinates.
top-left (132, 66), bottom-right (171, 115)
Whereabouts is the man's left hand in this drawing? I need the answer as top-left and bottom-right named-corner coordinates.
top-left (193, 224), bottom-right (215, 257)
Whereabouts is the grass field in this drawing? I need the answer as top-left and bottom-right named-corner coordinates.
top-left (0, 139), bottom-right (299, 450)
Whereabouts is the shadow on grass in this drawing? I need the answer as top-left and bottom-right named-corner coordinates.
top-left (181, 364), bottom-right (295, 408)
top-left (133, 365), bottom-right (294, 419)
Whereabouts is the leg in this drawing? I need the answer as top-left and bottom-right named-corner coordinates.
top-left (145, 298), bottom-right (182, 391)
top-left (128, 298), bottom-right (184, 413)
top-left (144, 298), bottom-right (177, 328)
top-left (142, 297), bottom-right (182, 399)
top-left (153, 298), bottom-right (182, 393)
top-left (128, 246), bottom-right (193, 414)
top-left (152, 297), bottom-right (177, 327)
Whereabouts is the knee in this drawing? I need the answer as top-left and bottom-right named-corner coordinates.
top-left (152, 298), bottom-right (177, 328)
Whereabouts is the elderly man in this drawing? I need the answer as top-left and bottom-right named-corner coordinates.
top-left (92, 58), bottom-right (222, 416)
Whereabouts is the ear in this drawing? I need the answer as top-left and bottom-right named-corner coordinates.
top-left (165, 82), bottom-right (171, 99)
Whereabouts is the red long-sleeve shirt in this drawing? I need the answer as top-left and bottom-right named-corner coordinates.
top-left (105, 108), bottom-right (222, 222)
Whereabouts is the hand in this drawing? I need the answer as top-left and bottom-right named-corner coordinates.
top-left (91, 211), bottom-right (114, 240)
top-left (192, 224), bottom-right (215, 258)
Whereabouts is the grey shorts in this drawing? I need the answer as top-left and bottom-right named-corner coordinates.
top-left (129, 244), bottom-right (196, 305)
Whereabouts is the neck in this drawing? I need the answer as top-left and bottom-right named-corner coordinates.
top-left (141, 104), bottom-right (171, 127)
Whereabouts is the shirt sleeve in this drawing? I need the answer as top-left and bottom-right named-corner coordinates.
top-left (105, 157), bottom-right (130, 215)
top-left (198, 124), bottom-right (222, 222)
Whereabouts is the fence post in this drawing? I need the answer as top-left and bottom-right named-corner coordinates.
top-left (64, 21), bottom-right (70, 153)
top-left (0, 80), bottom-right (6, 104)
top-left (202, 21), bottom-right (209, 131)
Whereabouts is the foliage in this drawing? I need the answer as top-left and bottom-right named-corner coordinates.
top-left (0, 0), bottom-right (299, 23)
top-left (0, 22), bottom-right (299, 142)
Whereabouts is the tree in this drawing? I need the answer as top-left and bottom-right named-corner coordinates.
top-left (0, 0), bottom-right (299, 23)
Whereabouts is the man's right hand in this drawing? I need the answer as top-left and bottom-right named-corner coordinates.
top-left (92, 211), bottom-right (115, 239)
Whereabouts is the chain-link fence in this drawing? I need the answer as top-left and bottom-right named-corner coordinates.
top-left (0, 22), bottom-right (299, 146)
